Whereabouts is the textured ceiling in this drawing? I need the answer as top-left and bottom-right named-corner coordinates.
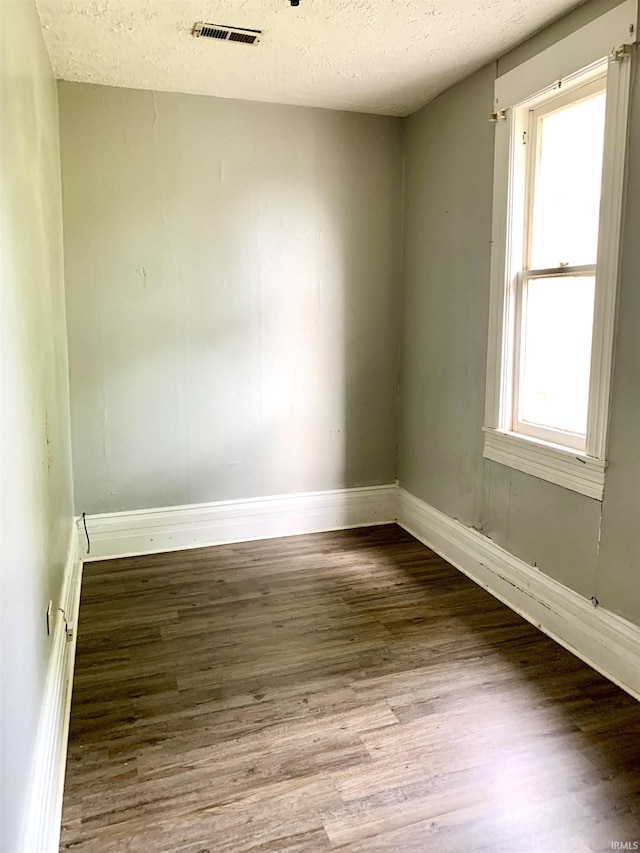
top-left (36, 0), bottom-right (582, 116)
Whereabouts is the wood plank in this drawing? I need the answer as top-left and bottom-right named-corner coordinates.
top-left (60, 525), bottom-right (640, 851)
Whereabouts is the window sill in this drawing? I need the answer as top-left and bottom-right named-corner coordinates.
top-left (482, 428), bottom-right (606, 500)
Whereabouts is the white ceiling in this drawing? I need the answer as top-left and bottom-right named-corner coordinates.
top-left (36, 0), bottom-right (582, 117)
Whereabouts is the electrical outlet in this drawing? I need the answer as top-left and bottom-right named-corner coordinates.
top-left (46, 600), bottom-right (52, 636)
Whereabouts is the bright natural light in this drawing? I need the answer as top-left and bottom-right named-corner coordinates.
top-left (516, 81), bottom-right (606, 442)
top-left (529, 87), bottom-right (606, 270)
top-left (520, 275), bottom-right (595, 437)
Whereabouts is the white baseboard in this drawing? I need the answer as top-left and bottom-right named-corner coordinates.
top-left (398, 488), bottom-right (640, 701)
top-left (78, 484), bottom-right (398, 562)
top-left (20, 525), bottom-right (83, 853)
top-left (19, 484), bottom-right (636, 853)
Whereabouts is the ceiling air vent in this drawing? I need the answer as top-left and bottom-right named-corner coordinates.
top-left (192, 22), bottom-right (261, 45)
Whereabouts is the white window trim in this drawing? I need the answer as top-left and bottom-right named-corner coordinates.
top-left (484, 0), bottom-right (637, 500)
top-left (483, 428), bottom-right (607, 500)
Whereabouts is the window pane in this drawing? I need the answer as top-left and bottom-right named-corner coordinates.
top-left (529, 89), bottom-right (606, 269)
top-left (520, 275), bottom-right (595, 436)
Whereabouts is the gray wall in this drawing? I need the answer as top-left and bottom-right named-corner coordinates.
top-left (59, 83), bottom-right (403, 515)
top-left (399, 0), bottom-right (640, 626)
top-left (0, 1), bottom-right (75, 849)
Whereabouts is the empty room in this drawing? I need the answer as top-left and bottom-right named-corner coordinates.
top-left (2, 0), bottom-right (640, 850)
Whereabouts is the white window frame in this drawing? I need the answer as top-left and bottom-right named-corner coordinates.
top-left (483, 0), bottom-right (637, 500)
top-left (512, 72), bottom-right (606, 452)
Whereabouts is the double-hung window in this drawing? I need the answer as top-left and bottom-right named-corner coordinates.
top-left (483, 0), bottom-right (636, 499)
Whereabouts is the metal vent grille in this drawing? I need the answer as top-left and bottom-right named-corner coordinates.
top-left (228, 31), bottom-right (258, 44)
top-left (192, 22), bottom-right (261, 45)
top-left (200, 25), bottom-right (229, 40)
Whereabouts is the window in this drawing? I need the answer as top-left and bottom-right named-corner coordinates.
top-left (514, 74), bottom-right (606, 452)
top-left (483, 0), bottom-right (636, 499)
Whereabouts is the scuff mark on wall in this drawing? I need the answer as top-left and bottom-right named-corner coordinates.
top-left (45, 411), bottom-right (53, 471)
top-left (151, 89), bottom-right (158, 130)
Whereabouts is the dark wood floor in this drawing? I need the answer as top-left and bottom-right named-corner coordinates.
top-left (60, 524), bottom-right (640, 852)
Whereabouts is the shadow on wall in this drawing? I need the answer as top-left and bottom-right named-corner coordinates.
top-left (61, 87), bottom-right (402, 514)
